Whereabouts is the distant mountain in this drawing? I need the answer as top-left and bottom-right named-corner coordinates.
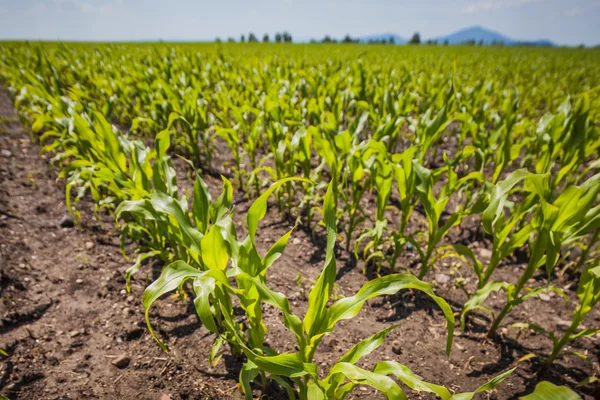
top-left (358, 33), bottom-right (407, 44)
top-left (429, 26), bottom-right (511, 45)
top-left (357, 26), bottom-right (555, 47)
top-left (428, 26), bottom-right (554, 46)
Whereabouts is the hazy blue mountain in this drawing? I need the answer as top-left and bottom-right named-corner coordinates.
top-left (429, 26), bottom-right (511, 44)
top-left (358, 26), bottom-right (555, 46)
top-left (429, 26), bottom-right (554, 46)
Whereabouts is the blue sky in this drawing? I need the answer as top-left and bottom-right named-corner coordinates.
top-left (0, 0), bottom-right (598, 45)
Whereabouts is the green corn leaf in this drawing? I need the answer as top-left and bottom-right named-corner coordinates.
top-left (325, 325), bottom-right (399, 393)
top-left (236, 273), bottom-right (305, 347)
top-left (338, 325), bottom-right (398, 365)
top-left (143, 261), bottom-right (229, 351)
top-left (208, 176), bottom-right (233, 223)
top-left (247, 177), bottom-right (310, 242)
top-left (262, 226), bottom-right (296, 272)
top-left (452, 244), bottom-right (484, 281)
top-left (270, 375), bottom-right (297, 400)
top-left (125, 250), bottom-right (163, 292)
top-left (201, 224), bottom-right (229, 271)
top-left (470, 367), bottom-right (516, 394)
top-left (192, 174), bottom-right (211, 234)
top-left (151, 190), bottom-right (203, 258)
top-left (240, 360), bottom-right (260, 400)
top-left (461, 281), bottom-right (511, 330)
top-left (192, 277), bottom-right (218, 334)
top-left (373, 361), bottom-right (451, 399)
top-left (116, 199), bottom-right (166, 223)
top-left (322, 274), bottom-right (455, 355)
top-left (519, 381), bottom-right (581, 400)
top-left (304, 180), bottom-right (337, 339)
top-left (482, 169), bottom-right (530, 234)
top-left (209, 336), bottom-right (226, 367)
top-left (328, 362), bottom-right (407, 400)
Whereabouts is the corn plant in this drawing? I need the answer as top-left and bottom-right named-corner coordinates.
top-left (454, 169), bottom-right (539, 290)
top-left (354, 142), bottom-right (393, 270)
top-left (512, 263), bottom-right (600, 365)
top-left (462, 173), bottom-right (600, 336)
top-left (411, 154), bottom-right (485, 279)
top-left (385, 147), bottom-right (421, 270)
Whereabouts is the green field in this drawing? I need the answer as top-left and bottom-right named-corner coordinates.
top-left (1, 42), bottom-right (599, 399)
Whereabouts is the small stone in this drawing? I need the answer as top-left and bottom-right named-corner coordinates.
top-left (1, 150), bottom-right (12, 158)
top-left (538, 293), bottom-right (551, 302)
top-left (70, 330), bottom-right (81, 338)
top-left (455, 342), bottom-right (465, 351)
top-left (434, 274), bottom-right (450, 284)
top-left (58, 215), bottom-right (75, 228)
top-left (292, 238), bottom-right (302, 245)
top-left (122, 307), bottom-right (132, 316)
top-left (391, 340), bottom-right (402, 355)
top-left (85, 241), bottom-right (95, 250)
top-left (478, 248), bottom-right (492, 259)
top-left (160, 395), bottom-right (172, 400)
top-left (75, 279), bottom-right (83, 284)
top-left (126, 295), bottom-right (134, 303)
top-left (112, 354), bottom-right (131, 368)
top-left (555, 319), bottom-right (571, 328)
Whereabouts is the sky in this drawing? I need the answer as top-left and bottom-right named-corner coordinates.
top-left (0, 0), bottom-right (598, 46)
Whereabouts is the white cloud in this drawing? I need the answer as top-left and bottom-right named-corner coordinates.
top-left (565, 6), bottom-right (581, 16)
top-left (462, 0), bottom-right (542, 14)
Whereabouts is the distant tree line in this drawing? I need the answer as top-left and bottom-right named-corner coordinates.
top-left (235, 32), bottom-right (293, 43)
top-left (310, 34), bottom-right (395, 45)
top-left (215, 31), bottom-right (553, 47)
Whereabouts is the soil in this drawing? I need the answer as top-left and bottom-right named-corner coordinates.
top-left (0, 86), bottom-right (599, 400)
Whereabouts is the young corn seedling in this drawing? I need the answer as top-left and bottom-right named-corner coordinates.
top-left (512, 263), bottom-right (600, 365)
top-left (453, 169), bottom-right (540, 290)
top-left (354, 141), bottom-right (393, 271)
top-left (142, 178), bottom-right (308, 389)
top-left (291, 127), bottom-right (321, 231)
top-left (489, 90), bottom-right (522, 183)
top-left (116, 169), bottom-right (234, 289)
top-left (411, 152), bottom-right (485, 279)
top-left (463, 172), bottom-right (600, 337)
top-left (386, 146), bottom-right (420, 270)
top-left (215, 126), bottom-right (245, 190)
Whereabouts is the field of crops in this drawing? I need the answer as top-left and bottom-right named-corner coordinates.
top-left (0, 42), bottom-right (599, 399)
